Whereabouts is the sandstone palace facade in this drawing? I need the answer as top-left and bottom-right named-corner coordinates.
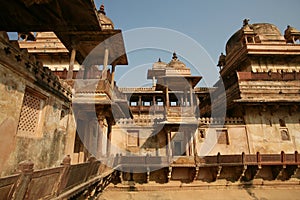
top-left (0, 1), bottom-right (300, 199)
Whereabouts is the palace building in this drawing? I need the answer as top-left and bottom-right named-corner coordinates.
top-left (0, 1), bottom-right (300, 199)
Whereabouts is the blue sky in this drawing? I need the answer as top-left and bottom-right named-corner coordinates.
top-left (94, 0), bottom-right (300, 87)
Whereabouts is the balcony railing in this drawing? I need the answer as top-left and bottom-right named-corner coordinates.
top-left (167, 106), bottom-right (195, 117)
top-left (113, 151), bottom-right (300, 167)
top-left (117, 156), bottom-right (169, 166)
top-left (65, 79), bottom-right (114, 101)
top-left (0, 160), bottom-right (113, 200)
top-left (129, 105), bottom-right (165, 113)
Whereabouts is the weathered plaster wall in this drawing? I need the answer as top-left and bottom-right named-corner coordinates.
top-left (113, 123), bottom-right (250, 158)
top-left (0, 64), bottom-right (24, 175)
top-left (111, 125), bottom-right (156, 156)
top-left (244, 106), bottom-right (299, 154)
top-left (196, 125), bottom-right (249, 156)
top-left (0, 62), bottom-right (76, 176)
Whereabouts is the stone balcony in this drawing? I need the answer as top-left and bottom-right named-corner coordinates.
top-left (171, 156), bottom-right (196, 167)
top-left (167, 106), bottom-right (195, 116)
top-left (129, 105), bottom-right (165, 113)
top-left (64, 79), bottom-right (114, 104)
top-left (166, 106), bottom-right (197, 123)
top-left (63, 79), bottom-right (132, 119)
top-left (64, 78), bottom-right (127, 103)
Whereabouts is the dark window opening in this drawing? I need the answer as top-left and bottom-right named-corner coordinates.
top-left (217, 130), bottom-right (229, 145)
top-left (199, 130), bottom-right (205, 138)
top-left (281, 129), bottom-right (290, 141)
top-left (279, 119), bottom-right (286, 127)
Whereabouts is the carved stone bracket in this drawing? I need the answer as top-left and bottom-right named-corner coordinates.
top-left (146, 167), bottom-right (150, 183)
top-left (167, 166), bottom-right (172, 182)
top-left (239, 165), bottom-right (248, 181)
top-left (194, 166), bottom-right (199, 181)
top-left (216, 165), bottom-right (222, 179)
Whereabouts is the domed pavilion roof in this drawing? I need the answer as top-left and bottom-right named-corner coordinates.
top-left (153, 58), bottom-right (167, 69)
top-left (226, 22), bottom-right (284, 55)
top-left (166, 52), bottom-right (187, 69)
top-left (98, 5), bottom-right (114, 30)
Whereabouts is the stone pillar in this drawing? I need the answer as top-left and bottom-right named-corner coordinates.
top-left (138, 95), bottom-right (143, 115)
top-left (152, 76), bottom-right (156, 87)
top-left (67, 49), bottom-right (76, 79)
top-left (193, 132), bottom-right (198, 156)
top-left (168, 130), bottom-right (172, 158)
top-left (11, 160), bottom-right (34, 200)
top-left (63, 109), bottom-right (77, 161)
top-left (180, 95), bottom-right (184, 106)
top-left (166, 87), bottom-right (169, 108)
top-left (102, 48), bottom-right (109, 80)
top-left (97, 118), bottom-right (104, 158)
top-left (185, 133), bottom-right (190, 156)
top-left (196, 95), bottom-right (200, 109)
top-left (156, 137), bottom-right (159, 156)
top-left (152, 95), bottom-right (156, 106)
top-left (189, 84), bottom-right (194, 108)
top-left (88, 120), bottom-right (97, 156)
top-left (111, 64), bottom-right (116, 89)
top-left (138, 95), bottom-right (142, 106)
top-left (184, 89), bottom-right (188, 106)
top-left (106, 121), bottom-right (112, 157)
top-left (190, 134), bottom-right (194, 156)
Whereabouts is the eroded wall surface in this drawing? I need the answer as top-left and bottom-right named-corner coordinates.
top-left (244, 106), bottom-right (300, 154)
top-left (0, 40), bottom-right (76, 176)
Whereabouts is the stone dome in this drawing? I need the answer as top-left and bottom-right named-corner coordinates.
top-left (98, 5), bottom-right (114, 30)
top-left (153, 58), bottom-right (167, 69)
top-left (252, 23), bottom-right (281, 36)
top-left (167, 52), bottom-right (187, 69)
top-left (226, 23), bottom-right (283, 55)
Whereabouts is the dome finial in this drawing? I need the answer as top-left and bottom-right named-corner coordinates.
top-left (243, 18), bottom-right (250, 27)
top-left (99, 4), bottom-right (106, 15)
top-left (217, 52), bottom-right (226, 70)
top-left (172, 52), bottom-right (178, 60)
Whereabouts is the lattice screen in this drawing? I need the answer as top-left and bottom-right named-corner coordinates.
top-left (17, 91), bottom-right (44, 136)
